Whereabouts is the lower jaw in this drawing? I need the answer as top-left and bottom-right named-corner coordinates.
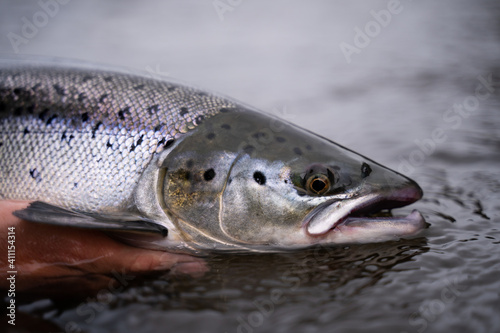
top-left (313, 210), bottom-right (426, 244)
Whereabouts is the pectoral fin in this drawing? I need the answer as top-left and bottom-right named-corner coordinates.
top-left (13, 201), bottom-right (168, 236)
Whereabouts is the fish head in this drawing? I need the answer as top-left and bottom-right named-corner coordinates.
top-left (160, 109), bottom-right (425, 250)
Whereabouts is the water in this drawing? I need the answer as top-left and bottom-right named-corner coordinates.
top-left (1, 1), bottom-right (499, 332)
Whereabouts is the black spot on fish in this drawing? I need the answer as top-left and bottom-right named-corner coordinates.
top-left (31, 83), bottom-right (41, 91)
top-left (29, 168), bottom-right (42, 183)
top-left (38, 108), bottom-right (49, 121)
top-left (98, 93), bottom-right (109, 103)
top-left (253, 171), bottom-right (266, 185)
top-left (361, 163), bottom-right (372, 178)
top-left (244, 145), bottom-right (255, 154)
top-left (26, 104), bottom-right (35, 114)
top-left (81, 112), bottom-right (89, 122)
top-left (164, 138), bottom-right (175, 148)
top-left (197, 92), bottom-right (208, 97)
top-left (73, 182), bottom-right (78, 188)
top-left (0, 102), bottom-right (6, 114)
top-left (106, 140), bottom-right (113, 148)
top-left (167, 86), bottom-right (176, 92)
top-left (104, 76), bottom-right (113, 82)
top-left (61, 131), bottom-right (67, 141)
top-left (77, 93), bottom-right (86, 102)
top-left (306, 144), bottom-right (312, 151)
top-left (53, 84), bottom-right (65, 96)
top-left (130, 134), bottom-right (144, 152)
top-left (206, 133), bottom-right (216, 140)
top-left (186, 160), bottom-right (194, 168)
top-left (221, 124), bottom-right (231, 130)
top-left (228, 178), bottom-right (232, 185)
top-left (14, 107), bottom-right (23, 116)
top-left (134, 84), bottom-right (145, 90)
top-left (92, 122), bottom-right (102, 139)
top-left (276, 136), bottom-right (286, 143)
top-left (179, 169), bottom-right (191, 181)
top-left (69, 134), bottom-right (74, 143)
top-left (82, 75), bottom-right (93, 83)
top-left (154, 124), bottom-right (163, 132)
top-left (13, 87), bottom-right (23, 95)
top-left (157, 138), bottom-right (165, 146)
top-left (253, 132), bottom-right (267, 139)
top-left (204, 168), bottom-right (216, 181)
top-left (0, 142), bottom-right (3, 148)
top-left (118, 106), bottom-right (130, 120)
top-left (148, 104), bottom-right (159, 114)
top-left (23, 127), bottom-right (30, 136)
top-left (293, 147), bottom-right (303, 156)
top-left (46, 115), bottom-right (57, 125)
top-left (195, 115), bottom-right (205, 124)
top-left (180, 107), bottom-right (188, 116)
top-left (219, 107), bottom-right (233, 113)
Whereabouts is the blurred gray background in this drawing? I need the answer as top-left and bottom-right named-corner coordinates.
top-left (1, 0), bottom-right (498, 167)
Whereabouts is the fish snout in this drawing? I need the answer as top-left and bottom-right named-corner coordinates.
top-left (304, 167), bottom-right (425, 238)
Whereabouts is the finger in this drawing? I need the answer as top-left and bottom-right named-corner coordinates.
top-left (121, 248), bottom-right (208, 275)
top-left (0, 200), bottom-right (208, 287)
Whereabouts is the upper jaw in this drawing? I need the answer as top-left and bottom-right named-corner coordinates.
top-left (303, 184), bottom-right (423, 236)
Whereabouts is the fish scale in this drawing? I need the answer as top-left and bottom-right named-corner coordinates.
top-left (0, 64), bottom-right (237, 212)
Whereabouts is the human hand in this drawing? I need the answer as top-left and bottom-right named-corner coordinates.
top-left (0, 201), bottom-right (207, 298)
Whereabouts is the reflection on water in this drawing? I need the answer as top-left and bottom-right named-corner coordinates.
top-left (1, 0), bottom-right (500, 332)
top-left (16, 239), bottom-right (429, 332)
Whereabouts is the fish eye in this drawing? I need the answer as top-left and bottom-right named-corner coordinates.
top-left (299, 164), bottom-right (336, 196)
top-left (306, 174), bottom-right (330, 195)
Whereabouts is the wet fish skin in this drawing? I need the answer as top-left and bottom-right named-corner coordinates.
top-left (0, 61), bottom-right (236, 215)
top-left (0, 60), bottom-right (425, 253)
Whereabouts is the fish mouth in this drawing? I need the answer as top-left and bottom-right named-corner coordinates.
top-left (304, 184), bottom-right (425, 237)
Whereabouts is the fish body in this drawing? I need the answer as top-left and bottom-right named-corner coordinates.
top-left (0, 59), bottom-right (425, 253)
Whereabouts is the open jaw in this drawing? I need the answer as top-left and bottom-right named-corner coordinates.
top-left (303, 188), bottom-right (426, 242)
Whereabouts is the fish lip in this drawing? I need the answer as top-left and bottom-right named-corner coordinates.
top-left (304, 184), bottom-right (423, 236)
top-left (342, 209), bottom-right (425, 228)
